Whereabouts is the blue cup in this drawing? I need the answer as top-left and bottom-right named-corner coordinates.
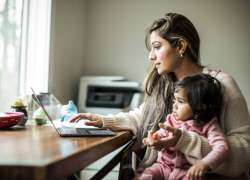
top-left (61, 112), bottom-right (77, 128)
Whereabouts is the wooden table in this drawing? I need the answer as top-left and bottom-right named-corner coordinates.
top-left (0, 122), bottom-right (132, 180)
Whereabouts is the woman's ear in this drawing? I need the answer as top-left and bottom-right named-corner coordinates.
top-left (177, 39), bottom-right (187, 55)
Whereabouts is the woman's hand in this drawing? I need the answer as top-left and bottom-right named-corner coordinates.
top-left (69, 113), bottom-right (103, 128)
top-left (145, 123), bottom-right (182, 151)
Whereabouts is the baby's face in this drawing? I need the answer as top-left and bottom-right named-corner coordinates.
top-left (172, 91), bottom-right (195, 121)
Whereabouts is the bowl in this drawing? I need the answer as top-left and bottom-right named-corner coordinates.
top-left (0, 112), bottom-right (25, 128)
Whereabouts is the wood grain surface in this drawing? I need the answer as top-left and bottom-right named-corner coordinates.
top-left (0, 122), bottom-right (132, 180)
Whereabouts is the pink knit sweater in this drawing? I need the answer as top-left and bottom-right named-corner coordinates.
top-left (99, 67), bottom-right (250, 179)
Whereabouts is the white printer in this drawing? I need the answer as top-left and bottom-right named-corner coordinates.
top-left (77, 76), bottom-right (144, 180)
top-left (77, 76), bottom-right (144, 115)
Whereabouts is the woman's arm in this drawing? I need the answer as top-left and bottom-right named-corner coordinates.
top-left (174, 74), bottom-right (250, 177)
top-left (200, 117), bottom-right (230, 171)
top-left (70, 103), bottom-right (145, 135)
top-left (99, 103), bottom-right (145, 135)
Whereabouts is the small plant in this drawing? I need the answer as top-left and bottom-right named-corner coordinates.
top-left (13, 97), bottom-right (24, 106)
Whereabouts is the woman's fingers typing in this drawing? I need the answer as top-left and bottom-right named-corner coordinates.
top-left (69, 113), bottom-right (103, 127)
top-left (69, 114), bottom-right (83, 123)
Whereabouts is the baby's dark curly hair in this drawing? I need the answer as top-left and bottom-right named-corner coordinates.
top-left (174, 73), bottom-right (223, 123)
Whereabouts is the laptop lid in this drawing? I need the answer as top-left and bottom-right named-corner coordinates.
top-left (30, 87), bottom-right (117, 136)
top-left (30, 87), bottom-right (60, 132)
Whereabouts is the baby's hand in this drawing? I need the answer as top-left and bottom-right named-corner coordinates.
top-left (186, 161), bottom-right (210, 180)
top-left (152, 132), bottom-right (160, 140)
top-left (142, 132), bottom-right (160, 146)
top-left (142, 138), bottom-right (148, 146)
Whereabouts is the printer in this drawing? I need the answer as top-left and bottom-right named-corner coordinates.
top-left (77, 76), bottom-right (144, 115)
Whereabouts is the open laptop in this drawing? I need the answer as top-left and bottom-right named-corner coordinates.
top-left (31, 87), bottom-right (117, 137)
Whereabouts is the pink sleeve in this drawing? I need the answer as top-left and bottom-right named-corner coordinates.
top-left (201, 118), bottom-right (230, 171)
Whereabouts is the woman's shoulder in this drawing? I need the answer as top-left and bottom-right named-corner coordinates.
top-left (203, 67), bottom-right (243, 101)
top-left (203, 66), bottom-right (237, 86)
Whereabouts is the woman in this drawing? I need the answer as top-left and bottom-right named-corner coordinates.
top-left (70, 13), bottom-right (250, 179)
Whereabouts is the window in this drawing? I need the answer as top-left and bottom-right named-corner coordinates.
top-left (19, 0), bottom-right (52, 97)
top-left (0, 0), bottom-right (51, 112)
top-left (0, 0), bottom-right (23, 112)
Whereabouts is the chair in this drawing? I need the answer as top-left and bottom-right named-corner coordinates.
top-left (67, 136), bottom-right (144, 180)
top-left (76, 136), bottom-right (143, 180)
top-left (118, 137), bottom-right (145, 180)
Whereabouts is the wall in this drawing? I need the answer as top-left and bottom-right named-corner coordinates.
top-left (50, 0), bottom-right (250, 110)
top-left (49, 0), bottom-right (87, 104)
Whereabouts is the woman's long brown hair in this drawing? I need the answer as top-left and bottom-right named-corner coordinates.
top-left (137, 13), bottom-right (202, 147)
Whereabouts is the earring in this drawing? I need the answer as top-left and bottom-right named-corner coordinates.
top-left (180, 53), bottom-right (183, 57)
top-left (194, 114), bottom-right (198, 119)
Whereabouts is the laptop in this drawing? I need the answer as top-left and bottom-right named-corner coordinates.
top-left (31, 87), bottom-right (117, 137)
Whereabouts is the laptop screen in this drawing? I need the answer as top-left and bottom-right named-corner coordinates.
top-left (30, 87), bottom-right (58, 130)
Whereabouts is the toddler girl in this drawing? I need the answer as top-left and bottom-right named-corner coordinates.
top-left (134, 73), bottom-right (230, 180)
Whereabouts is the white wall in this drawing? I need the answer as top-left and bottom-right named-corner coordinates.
top-left (49, 0), bottom-right (87, 104)
top-left (50, 0), bottom-right (250, 111)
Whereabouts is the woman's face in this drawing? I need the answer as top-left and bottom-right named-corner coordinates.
top-left (149, 31), bottom-right (180, 75)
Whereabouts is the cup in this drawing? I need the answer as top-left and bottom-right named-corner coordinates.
top-left (61, 112), bottom-right (77, 128)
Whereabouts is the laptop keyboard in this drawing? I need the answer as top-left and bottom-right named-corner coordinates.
top-left (58, 128), bottom-right (90, 134)
top-left (76, 128), bottom-right (90, 134)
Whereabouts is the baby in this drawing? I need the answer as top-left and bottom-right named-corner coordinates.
top-left (135, 73), bottom-right (230, 180)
